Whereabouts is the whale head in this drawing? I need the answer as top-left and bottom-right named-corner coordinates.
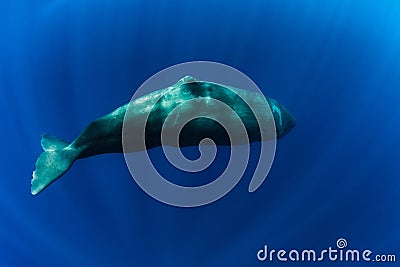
top-left (268, 98), bottom-right (296, 138)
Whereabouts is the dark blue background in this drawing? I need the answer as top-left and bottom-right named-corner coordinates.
top-left (1, 0), bottom-right (399, 266)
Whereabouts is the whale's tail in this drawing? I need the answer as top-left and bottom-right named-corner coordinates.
top-left (31, 134), bottom-right (79, 195)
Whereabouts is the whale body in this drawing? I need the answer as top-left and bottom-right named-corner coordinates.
top-left (31, 76), bottom-right (295, 195)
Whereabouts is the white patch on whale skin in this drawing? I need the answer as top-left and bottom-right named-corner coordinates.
top-left (271, 104), bottom-right (282, 128)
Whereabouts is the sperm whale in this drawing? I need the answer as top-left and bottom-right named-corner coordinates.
top-left (31, 76), bottom-right (295, 195)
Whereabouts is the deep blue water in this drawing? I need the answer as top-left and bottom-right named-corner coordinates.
top-left (1, 0), bottom-right (399, 266)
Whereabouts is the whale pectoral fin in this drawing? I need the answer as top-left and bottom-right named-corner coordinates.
top-left (31, 134), bottom-right (78, 195)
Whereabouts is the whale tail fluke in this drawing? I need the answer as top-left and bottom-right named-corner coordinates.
top-left (31, 134), bottom-right (79, 195)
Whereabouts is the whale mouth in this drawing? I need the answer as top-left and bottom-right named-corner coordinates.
top-left (278, 106), bottom-right (296, 138)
